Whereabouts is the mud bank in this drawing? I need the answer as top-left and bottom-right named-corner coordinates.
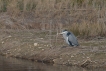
top-left (0, 30), bottom-right (106, 68)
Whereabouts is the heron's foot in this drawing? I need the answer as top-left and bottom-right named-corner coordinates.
top-left (61, 46), bottom-right (67, 48)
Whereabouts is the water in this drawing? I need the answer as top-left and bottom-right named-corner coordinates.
top-left (0, 56), bottom-right (105, 71)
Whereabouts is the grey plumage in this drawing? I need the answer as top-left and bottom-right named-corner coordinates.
top-left (60, 30), bottom-right (79, 46)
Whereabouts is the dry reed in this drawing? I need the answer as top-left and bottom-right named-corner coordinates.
top-left (0, 0), bottom-right (106, 38)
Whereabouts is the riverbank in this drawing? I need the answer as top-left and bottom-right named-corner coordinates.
top-left (0, 29), bottom-right (106, 68)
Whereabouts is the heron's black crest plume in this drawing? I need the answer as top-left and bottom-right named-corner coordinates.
top-left (63, 29), bottom-right (67, 32)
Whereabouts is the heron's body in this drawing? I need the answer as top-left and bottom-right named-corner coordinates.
top-left (60, 30), bottom-right (79, 46)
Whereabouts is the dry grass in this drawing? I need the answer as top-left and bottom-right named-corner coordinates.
top-left (68, 23), bottom-right (106, 38)
top-left (0, 0), bottom-right (106, 38)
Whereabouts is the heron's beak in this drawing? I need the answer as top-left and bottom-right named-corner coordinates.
top-left (57, 32), bottom-right (62, 35)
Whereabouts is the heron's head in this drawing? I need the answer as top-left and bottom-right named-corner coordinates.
top-left (59, 30), bottom-right (68, 35)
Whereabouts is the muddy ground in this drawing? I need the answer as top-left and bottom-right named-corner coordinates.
top-left (0, 29), bottom-right (106, 68)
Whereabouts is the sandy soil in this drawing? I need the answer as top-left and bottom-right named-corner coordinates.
top-left (0, 29), bottom-right (106, 68)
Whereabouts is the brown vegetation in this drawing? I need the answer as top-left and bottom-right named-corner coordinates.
top-left (0, 0), bottom-right (106, 38)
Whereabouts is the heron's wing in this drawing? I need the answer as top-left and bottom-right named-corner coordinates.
top-left (68, 33), bottom-right (79, 45)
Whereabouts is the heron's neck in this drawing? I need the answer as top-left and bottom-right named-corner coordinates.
top-left (63, 34), bottom-right (67, 40)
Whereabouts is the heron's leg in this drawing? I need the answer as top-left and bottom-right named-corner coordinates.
top-left (61, 40), bottom-right (68, 48)
top-left (61, 46), bottom-right (67, 48)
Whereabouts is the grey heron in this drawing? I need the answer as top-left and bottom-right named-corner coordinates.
top-left (59, 30), bottom-right (79, 47)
